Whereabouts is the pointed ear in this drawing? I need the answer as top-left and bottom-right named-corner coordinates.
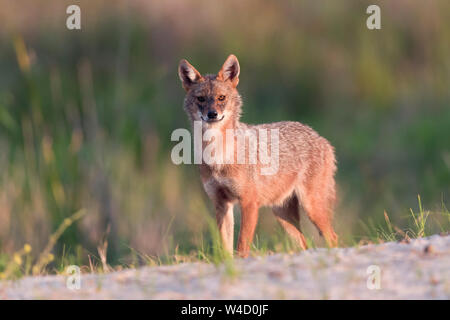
top-left (178, 59), bottom-right (203, 91)
top-left (217, 54), bottom-right (240, 87)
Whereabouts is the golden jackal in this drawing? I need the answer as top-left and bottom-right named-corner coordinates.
top-left (178, 54), bottom-right (338, 257)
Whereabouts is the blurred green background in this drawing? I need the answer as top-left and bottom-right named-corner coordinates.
top-left (0, 0), bottom-right (449, 268)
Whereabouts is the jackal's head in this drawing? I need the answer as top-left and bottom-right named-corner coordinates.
top-left (178, 54), bottom-right (242, 128)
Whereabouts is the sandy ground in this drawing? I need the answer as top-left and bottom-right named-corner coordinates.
top-left (1, 235), bottom-right (449, 299)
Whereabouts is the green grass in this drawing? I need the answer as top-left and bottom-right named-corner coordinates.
top-left (357, 196), bottom-right (449, 245)
top-left (1, 195), bottom-right (448, 280)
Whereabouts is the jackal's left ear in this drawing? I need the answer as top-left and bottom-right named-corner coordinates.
top-left (217, 54), bottom-right (240, 87)
top-left (178, 59), bottom-right (203, 91)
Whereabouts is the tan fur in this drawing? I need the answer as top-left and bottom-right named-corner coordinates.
top-left (178, 54), bottom-right (338, 257)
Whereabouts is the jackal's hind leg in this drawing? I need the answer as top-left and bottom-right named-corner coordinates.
top-left (272, 195), bottom-right (308, 250)
top-left (301, 186), bottom-right (338, 247)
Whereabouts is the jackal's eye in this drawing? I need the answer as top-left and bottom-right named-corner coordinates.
top-left (197, 96), bottom-right (206, 102)
top-left (218, 95), bottom-right (226, 101)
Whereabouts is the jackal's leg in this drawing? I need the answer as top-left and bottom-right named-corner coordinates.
top-left (272, 195), bottom-right (308, 250)
top-left (215, 202), bottom-right (234, 255)
top-left (302, 185), bottom-right (338, 247)
top-left (237, 201), bottom-right (259, 258)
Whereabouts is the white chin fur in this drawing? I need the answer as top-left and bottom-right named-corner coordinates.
top-left (201, 115), bottom-right (225, 123)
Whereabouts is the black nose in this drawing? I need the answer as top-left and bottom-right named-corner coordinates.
top-left (207, 110), bottom-right (218, 119)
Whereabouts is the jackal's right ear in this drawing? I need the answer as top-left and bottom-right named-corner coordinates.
top-left (178, 59), bottom-right (202, 91)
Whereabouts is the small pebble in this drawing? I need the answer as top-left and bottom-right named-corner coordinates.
top-left (424, 244), bottom-right (435, 254)
top-left (429, 276), bottom-right (439, 285)
top-left (267, 270), bottom-right (284, 280)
